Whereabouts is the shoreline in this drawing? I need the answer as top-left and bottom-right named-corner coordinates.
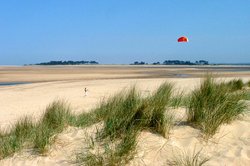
top-left (0, 65), bottom-right (250, 83)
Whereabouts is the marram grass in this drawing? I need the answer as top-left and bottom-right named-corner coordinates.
top-left (34, 100), bottom-right (72, 153)
top-left (187, 76), bottom-right (247, 138)
top-left (1, 77), bottom-right (248, 162)
top-left (137, 82), bottom-right (174, 137)
top-left (77, 83), bottom-right (175, 165)
top-left (223, 79), bottom-right (244, 91)
top-left (166, 149), bottom-right (210, 166)
top-left (0, 100), bottom-right (101, 158)
top-left (247, 80), bottom-right (250, 87)
top-left (0, 117), bottom-right (34, 159)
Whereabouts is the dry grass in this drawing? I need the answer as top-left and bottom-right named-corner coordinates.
top-left (166, 149), bottom-right (210, 166)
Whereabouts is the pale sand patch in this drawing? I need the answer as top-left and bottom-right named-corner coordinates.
top-left (131, 111), bottom-right (250, 166)
top-left (0, 75), bottom-right (250, 165)
top-left (0, 78), bottom-right (199, 129)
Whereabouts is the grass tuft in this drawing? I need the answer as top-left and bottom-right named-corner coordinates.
top-left (0, 117), bottom-right (34, 159)
top-left (187, 75), bottom-right (248, 138)
top-left (76, 128), bottom-right (138, 166)
top-left (166, 149), bottom-right (210, 166)
top-left (75, 134), bottom-right (105, 166)
top-left (77, 83), bottom-right (174, 165)
top-left (33, 100), bottom-right (71, 153)
top-left (0, 83), bottom-right (176, 162)
top-left (101, 87), bottom-right (142, 139)
top-left (247, 80), bottom-right (250, 87)
top-left (244, 90), bottom-right (250, 100)
top-left (220, 79), bottom-right (244, 92)
top-left (138, 82), bottom-right (174, 137)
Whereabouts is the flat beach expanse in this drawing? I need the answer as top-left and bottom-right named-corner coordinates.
top-left (0, 65), bottom-right (250, 165)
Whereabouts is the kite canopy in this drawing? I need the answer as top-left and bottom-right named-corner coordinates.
top-left (178, 36), bottom-right (189, 42)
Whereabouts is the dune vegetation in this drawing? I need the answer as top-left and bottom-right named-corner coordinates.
top-left (0, 75), bottom-right (249, 165)
top-left (77, 83), bottom-right (175, 165)
top-left (187, 76), bottom-right (248, 139)
top-left (222, 78), bottom-right (244, 91)
top-left (247, 80), bottom-right (250, 87)
top-left (166, 149), bottom-right (210, 166)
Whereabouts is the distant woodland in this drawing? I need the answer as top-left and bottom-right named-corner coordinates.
top-left (131, 60), bottom-right (209, 65)
top-left (35, 60), bottom-right (99, 65)
top-left (33, 60), bottom-right (209, 65)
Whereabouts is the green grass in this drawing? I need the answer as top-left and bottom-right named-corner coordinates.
top-left (0, 82), bottom-right (178, 163)
top-left (187, 75), bottom-right (248, 138)
top-left (101, 83), bottom-right (174, 140)
top-left (138, 82), bottom-right (174, 137)
top-left (244, 90), bottom-right (250, 100)
top-left (2, 77), bottom-right (247, 162)
top-left (0, 100), bottom-right (101, 158)
top-left (247, 80), bottom-right (250, 87)
top-left (76, 128), bottom-right (139, 166)
top-left (100, 87), bottom-right (140, 138)
top-left (113, 128), bottom-right (138, 163)
top-left (33, 100), bottom-right (72, 153)
top-left (0, 117), bottom-right (34, 159)
top-left (75, 134), bottom-right (104, 166)
top-left (33, 98), bottom-right (119, 154)
top-left (76, 87), bottom-right (142, 166)
top-left (69, 98), bottom-right (116, 128)
top-left (77, 83), bottom-right (175, 165)
top-left (170, 93), bottom-right (184, 108)
top-left (166, 149), bottom-right (210, 166)
top-left (222, 79), bottom-right (244, 92)
top-left (70, 111), bottom-right (98, 127)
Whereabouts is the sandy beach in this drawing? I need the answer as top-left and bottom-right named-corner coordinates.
top-left (0, 65), bottom-right (250, 165)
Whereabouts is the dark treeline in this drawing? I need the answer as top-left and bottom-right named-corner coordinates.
top-left (131, 60), bottom-right (209, 65)
top-left (36, 60), bottom-right (99, 65)
top-left (132, 61), bottom-right (148, 65)
top-left (33, 60), bottom-right (209, 65)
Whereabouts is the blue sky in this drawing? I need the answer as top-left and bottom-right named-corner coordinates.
top-left (0, 0), bottom-right (249, 65)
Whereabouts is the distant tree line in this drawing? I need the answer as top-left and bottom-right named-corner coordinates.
top-left (131, 60), bottom-right (208, 65)
top-left (36, 60), bottom-right (99, 65)
top-left (131, 61), bottom-right (148, 65)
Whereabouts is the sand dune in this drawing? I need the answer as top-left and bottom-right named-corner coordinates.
top-left (132, 109), bottom-right (250, 166)
top-left (0, 66), bottom-right (250, 165)
top-left (1, 107), bottom-right (250, 165)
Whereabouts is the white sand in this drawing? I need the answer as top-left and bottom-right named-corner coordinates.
top-left (0, 78), bottom-right (199, 129)
top-left (0, 76), bottom-right (250, 165)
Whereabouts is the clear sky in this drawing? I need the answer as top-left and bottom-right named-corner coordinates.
top-left (0, 0), bottom-right (249, 65)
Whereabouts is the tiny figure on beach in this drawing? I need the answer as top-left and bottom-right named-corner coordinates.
top-left (84, 87), bottom-right (88, 96)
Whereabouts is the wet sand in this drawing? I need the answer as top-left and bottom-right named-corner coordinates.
top-left (0, 65), bottom-right (250, 83)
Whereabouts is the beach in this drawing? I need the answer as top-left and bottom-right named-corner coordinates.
top-left (0, 65), bottom-right (250, 165)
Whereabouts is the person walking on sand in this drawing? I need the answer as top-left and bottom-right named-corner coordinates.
top-left (84, 87), bottom-right (88, 96)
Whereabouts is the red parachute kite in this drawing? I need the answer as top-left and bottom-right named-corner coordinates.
top-left (178, 36), bottom-right (189, 42)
